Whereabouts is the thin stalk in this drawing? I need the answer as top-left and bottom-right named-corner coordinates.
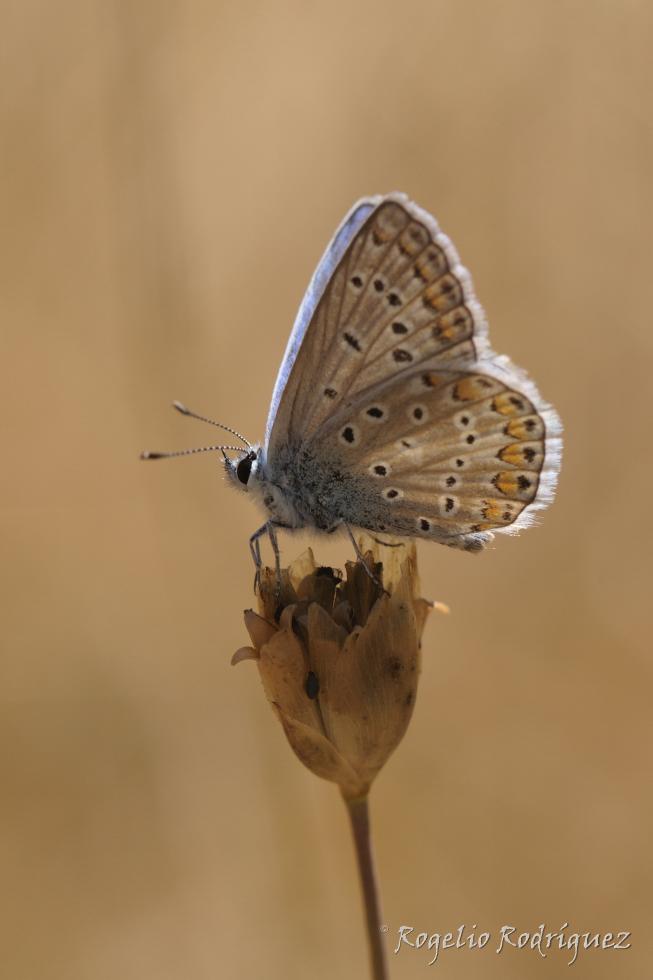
top-left (344, 794), bottom-right (389, 980)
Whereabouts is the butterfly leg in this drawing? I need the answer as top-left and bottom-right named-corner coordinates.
top-left (249, 521), bottom-right (284, 593)
top-left (249, 522), bottom-right (268, 592)
top-left (266, 521), bottom-right (282, 587)
top-left (344, 523), bottom-right (387, 593)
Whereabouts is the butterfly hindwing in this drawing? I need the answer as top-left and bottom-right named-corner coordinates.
top-left (314, 367), bottom-right (555, 549)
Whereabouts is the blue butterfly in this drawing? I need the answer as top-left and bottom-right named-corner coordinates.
top-left (144, 193), bottom-right (562, 578)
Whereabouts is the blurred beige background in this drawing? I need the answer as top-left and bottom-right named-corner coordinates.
top-left (2, 2), bottom-right (651, 978)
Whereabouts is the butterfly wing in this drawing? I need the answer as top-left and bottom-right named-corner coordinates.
top-left (265, 194), bottom-right (561, 548)
top-left (264, 196), bottom-right (381, 450)
top-left (312, 365), bottom-right (560, 550)
top-left (266, 194), bottom-right (489, 454)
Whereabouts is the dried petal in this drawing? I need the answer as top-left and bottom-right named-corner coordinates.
top-left (231, 646), bottom-right (259, 665)
top-left (271, 704), bottom-right (367, 799)
top-left (326, 587), bottom-right (420, 786)
top-left (243, 609), bottom-right (277, 649)
top-left (257, 627), bottom-right (320, 732)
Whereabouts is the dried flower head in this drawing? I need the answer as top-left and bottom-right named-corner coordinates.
top-left (233, 533), bottom-right (434, 800)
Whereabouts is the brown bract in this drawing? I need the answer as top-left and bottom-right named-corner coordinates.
top-left (233, 534), bottom-right (433, 800)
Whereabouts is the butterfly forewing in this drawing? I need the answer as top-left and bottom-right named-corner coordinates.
top-left (267, 198), bottom-right (480, 451)
top-left (264, 199), bottom-right (378, 451)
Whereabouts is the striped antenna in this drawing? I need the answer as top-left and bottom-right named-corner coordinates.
top-left (172, 401), bottom-right (251, 448)
top-left (140, 444), bottom-right (244, 461)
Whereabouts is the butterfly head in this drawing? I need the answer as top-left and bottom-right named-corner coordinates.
top-left (223, 447), bottom-right (261, 492)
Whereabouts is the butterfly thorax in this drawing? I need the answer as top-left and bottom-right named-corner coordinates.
top-left (258, 441), bottom-right (384, 533)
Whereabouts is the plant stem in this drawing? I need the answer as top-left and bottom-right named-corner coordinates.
top-left (344, 794), bottom-right (389, 980)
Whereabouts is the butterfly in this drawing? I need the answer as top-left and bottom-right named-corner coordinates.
top-left (143, 193), bottom-right (562, 577)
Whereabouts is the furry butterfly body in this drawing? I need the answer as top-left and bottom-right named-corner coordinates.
top-left (226, 192), bottom-right (561, 560)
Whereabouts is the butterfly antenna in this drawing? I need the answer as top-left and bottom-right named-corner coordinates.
top-left (141, 444), bottom-right (244, 461)
top-left (172, 401), bottom-right (251, 448)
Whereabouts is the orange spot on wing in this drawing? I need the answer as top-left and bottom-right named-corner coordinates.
top-left (505, 416), bottom-right (543, 440)
top-left (479, 499), bottom-right (523, 528)
top-left (480, 500), bottom-right (506, 522)
top-left (499, 444), bottom-right (526, 467)
top-left (492, 392), bottom-right (531, 416)
top-left (453, 376), bottom-right (482, 401)
top-left (452, 374), bottom-right (499, 402)
top-left (435, 324), bottom-right (456, 341)
top-left (423, 275), bottom-right (463, 312)
top-left (499, 442), bottom-right (541, 468)
top-left (494, 472), bottom-right (519, 496)
top-left (398, 233), bottom-right (421, 256)
top-left (439, 306), bottom-right (473, 336)
top-left (493, 472), bottom-right (536, 501)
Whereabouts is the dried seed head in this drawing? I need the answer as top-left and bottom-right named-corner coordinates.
top-left (233, 534), bottom-right (434, 799)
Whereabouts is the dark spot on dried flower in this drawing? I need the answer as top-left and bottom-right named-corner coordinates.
top-left (305, 671), bottom-right (320, 699)
top-left (317, 566), bottom-right (337, 578)
top-left (386, 657), bottom-right (403, 680)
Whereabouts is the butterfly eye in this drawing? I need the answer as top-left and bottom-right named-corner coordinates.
top-left (236, 453), bottom-right (254, 485)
